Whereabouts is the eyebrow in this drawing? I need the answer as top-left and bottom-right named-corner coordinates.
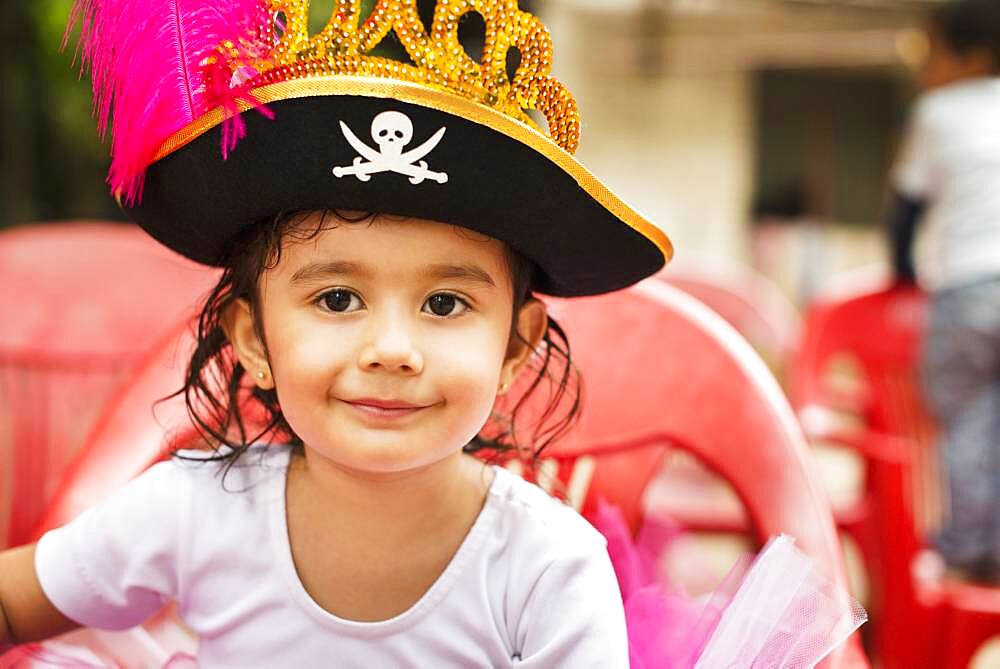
top-left (289, 260), bottom-right (497, 288)
top-left (422, 263), bottom-right (498, 288)
top-left (290, 261), bottom-right (369, 285)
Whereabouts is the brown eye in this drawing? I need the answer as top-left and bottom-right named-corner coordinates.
top-left (423, 293), bottom-right (468, 317)
top-left (322, 290), bottom-right (360, 312)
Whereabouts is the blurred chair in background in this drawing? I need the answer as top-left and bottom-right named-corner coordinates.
top-left (791, 282), bottom-right (1000, 668)
top-left (655, 256), bottom-right (870, 601)
top-left (657, 253), bottom-right (802, 381)
top-left (12, 280), bottom-right (867, 667)
top-left (13, 319), bottom-right (203, 666)
top-left (0, 222), bottom-right (218, 549)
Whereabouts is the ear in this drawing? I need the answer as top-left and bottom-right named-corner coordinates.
top-left (498, 298), bottom-right (548, 394)
top-left (221, 298), bottom-right (274, 390)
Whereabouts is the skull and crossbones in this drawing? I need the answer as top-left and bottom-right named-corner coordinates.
top-left (332, 111), bottom-right (448, 185)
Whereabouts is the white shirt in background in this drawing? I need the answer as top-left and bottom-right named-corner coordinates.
top-left (893, 77), bottom-right (1000, 290)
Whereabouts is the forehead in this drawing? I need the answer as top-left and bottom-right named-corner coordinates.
top-left (270, 213), bottom-right (510, 280)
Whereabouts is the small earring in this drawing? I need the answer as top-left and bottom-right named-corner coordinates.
top-left (498, 381), bottom-right (510, 395)
top-left (256, 370), bottom-right (267, 381)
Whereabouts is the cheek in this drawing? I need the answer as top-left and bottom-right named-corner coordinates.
top-left (270, 337), bottom-right (352, 451)
top-left (266, 319), bottom-right (353, 402)
top-left (434, 339), bottom-right (506, 398)
top-left (434, 313), bottom-right (509, 368)
top-left (429, 327), bottom-right (509, 428)
top-left (439, 372), bottom-right (503, 449)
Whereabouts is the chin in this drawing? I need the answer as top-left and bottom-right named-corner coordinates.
top-left (315, 435), bottom-right (465, 475)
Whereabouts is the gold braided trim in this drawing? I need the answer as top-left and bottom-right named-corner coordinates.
top-left (152, 75), bottom-right (673, 264)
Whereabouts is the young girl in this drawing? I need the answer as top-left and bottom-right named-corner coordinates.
top-left (1, 1), bottom-right (863, 666)
top-left (0, 1), bottom-right (667, 666)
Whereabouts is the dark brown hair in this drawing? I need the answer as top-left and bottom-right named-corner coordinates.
top-left (174, 210), bottom-right (581, 474)
top-left (932, 0), bottom-right (1000, 71)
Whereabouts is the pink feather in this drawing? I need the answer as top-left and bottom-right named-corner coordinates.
top-left (66, 0), bottom-right (275, 203)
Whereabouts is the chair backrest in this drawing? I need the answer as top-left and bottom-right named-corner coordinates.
top-left (657, 255), bottom-right (802, 370)
top-left (30, 319), bottom-right (199, 537)
top-left (790, 284), bottom-right (939, 533)
top-left (545, 282), bottom-right (843, 560)
top-left (0, 222), bottom-right (218, 547)
top-left (33, 280), bottom-right (866, 667)
top-left (539, 281), bottom-right (863, 667)
top-left (791, 284), bottom-right (926, 418)
top-left (789, 284), bottom-right (941, 668)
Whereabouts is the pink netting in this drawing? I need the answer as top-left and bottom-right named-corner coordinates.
top-left (589, 499), bottom-right (868, 669)
top-left (0, 633), bottom-right (195, 669)
top-left (695, 535), bottom-right (868, 668)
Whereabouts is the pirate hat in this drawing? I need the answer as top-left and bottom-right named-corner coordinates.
top-left (69, 0), bottom-right (672, 296)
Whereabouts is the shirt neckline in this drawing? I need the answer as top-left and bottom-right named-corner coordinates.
top-left (267, 447), bottom-right (508, 637)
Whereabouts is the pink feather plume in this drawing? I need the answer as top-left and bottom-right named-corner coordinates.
top-left (66, 0), bottom-right (275, 203)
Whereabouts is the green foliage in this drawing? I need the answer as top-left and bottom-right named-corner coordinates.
top-left (32, 0), bottom-right (107, 161)
top-left (1, 0), bottom-right (118, 227)
top-left (307, 0), bottom-right (379, 34)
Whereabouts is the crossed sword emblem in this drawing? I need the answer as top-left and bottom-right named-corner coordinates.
top-left (332, 118), bottom-right (449, 185)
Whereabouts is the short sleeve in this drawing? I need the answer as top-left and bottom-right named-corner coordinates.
top-left (513, 542), bottom-right (629, 668)
top-left (34, 460), bottom-right (189, 630)
top-left (893, 97), bottom-right (939, 200)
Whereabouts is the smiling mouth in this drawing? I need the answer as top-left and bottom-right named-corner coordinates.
top-left (341, 398), bottom-right (431, 420)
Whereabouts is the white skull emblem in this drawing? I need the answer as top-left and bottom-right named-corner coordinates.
top-left (370, 111), bottom-right (413, 157)
top-left (332, 110), bottom-right (448, 184)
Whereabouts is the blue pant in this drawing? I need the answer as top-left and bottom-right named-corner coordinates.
top-left (922, 277), bottom-right (1000, 570)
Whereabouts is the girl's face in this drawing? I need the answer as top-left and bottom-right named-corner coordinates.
top-left (226, 214), bottom-right (546, 475)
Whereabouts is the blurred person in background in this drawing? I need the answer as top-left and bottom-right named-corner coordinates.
top-left (887, 0), bottom-right (1000, 584)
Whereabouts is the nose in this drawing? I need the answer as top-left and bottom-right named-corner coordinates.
top-left (357, 311), bottom-right (423, 375)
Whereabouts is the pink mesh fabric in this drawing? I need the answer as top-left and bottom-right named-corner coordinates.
top-left (695, 535), bottom-right (868, 668)
top-left (591, 500), bottom-right (867, 669)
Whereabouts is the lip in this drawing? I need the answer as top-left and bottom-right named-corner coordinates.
top-left (346, 398), bottom-right (427, 410)
top-left (341, 397), bottom-right (432, 420)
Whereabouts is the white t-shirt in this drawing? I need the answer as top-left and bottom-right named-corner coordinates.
top-left (35, 446), bottom-right (628, 668)
top-left (893, 77), bottom-right (1000, 289)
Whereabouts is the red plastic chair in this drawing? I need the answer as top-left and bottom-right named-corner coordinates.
top-left (657, 254), bottom-right (802, 375)
top-left (790, 283), bottom-right (1000, 668)
top-left (27, 319), bottom-right (201, 535)
top-left (791, 283), bottom-right (931, 597)
top-left (542, 281), bottom-right (865, 668)
top-left (652, 256), bottom-right (804, 539)
top-left (0, 222), bottom-right (218, 548)
top-left (17, 280), bottom-right (867, 667)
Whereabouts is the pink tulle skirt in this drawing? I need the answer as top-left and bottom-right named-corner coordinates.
top-left (0, 645), bottom-right (194, 668)
top-left (589, 499), bottom-right (867, 669)
top-left (0, 623), bottom-right (196, 668)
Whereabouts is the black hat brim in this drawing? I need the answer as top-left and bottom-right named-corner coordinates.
top-left (126, 77), bottom-right (671, 297)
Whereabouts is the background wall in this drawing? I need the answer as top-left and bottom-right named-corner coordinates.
top-left (542, 0), bottom-right (928, 302)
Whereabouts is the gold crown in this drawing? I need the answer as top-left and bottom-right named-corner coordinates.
top-left (217, 0), bottom-right (580, 153)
